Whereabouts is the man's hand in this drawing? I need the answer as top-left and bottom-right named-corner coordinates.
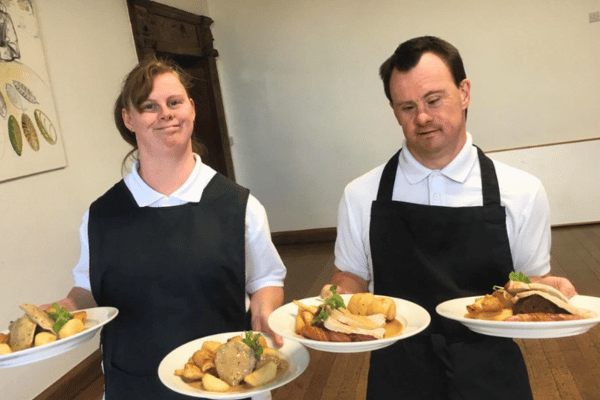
top-left (529, 275), bottom-right (578, 298)
top-left (320, 283), bottom-right (352, 298)
top-left (321, 268), bottom-right (370, 298)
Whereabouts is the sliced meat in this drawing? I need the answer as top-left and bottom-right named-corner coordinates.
top-left (323, 316), bottom-right (384, 339)
top-left (325, 330), bottom-right (352, 342)
top-left (19, 304), bottom-right (54, 331)
top-left (330, 309), bottom-right (386, 330)
top-left (214, 340), bottom-right (256, 386)
top-left (512, 294), bottom-right (568, 315)
top-left (9, 315), bottom-right (36, 351)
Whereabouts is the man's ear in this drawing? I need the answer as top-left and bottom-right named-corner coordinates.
top-left (459, 78), bottom-right (471, 110)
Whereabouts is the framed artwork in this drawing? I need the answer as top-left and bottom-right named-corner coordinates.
top-left (0, 0), bottom-right (65, 183)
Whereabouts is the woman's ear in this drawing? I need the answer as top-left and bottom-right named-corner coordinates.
top-left (189, 98), bottom-right (196, 123)
top-left (122, 108), bottom-right (134, 132)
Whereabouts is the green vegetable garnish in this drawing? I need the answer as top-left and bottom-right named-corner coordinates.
top-left (242, 331), bottom-right (263, 359)
top-left (509, 271), bottom-right (531, 284)
top-left (47, 303), bottom-right (73, 333)
top-left (312, 284), bottom-right (346, 324)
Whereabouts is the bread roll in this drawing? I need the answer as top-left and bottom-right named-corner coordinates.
top-left (347, 293), bottom-right (396, 321)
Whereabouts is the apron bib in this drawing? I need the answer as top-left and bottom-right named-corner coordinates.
top-left (89, 174), bottom-right (250, 400)
top-left (366, 147), bottom-right (533, 400)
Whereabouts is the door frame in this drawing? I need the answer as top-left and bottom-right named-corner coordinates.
top-left (126, 0), bottom-right (236, 179)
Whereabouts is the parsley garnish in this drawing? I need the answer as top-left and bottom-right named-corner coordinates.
top-left (509, 271), bottom-right (531, 284)
top-left (312, 284), bottom-right (346, 324)
top-left (242, 332), bottom-right (263, 359)
top-left (46, 303), bottom-right (73, 333)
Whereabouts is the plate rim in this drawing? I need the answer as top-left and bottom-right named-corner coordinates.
top-left (0, 306), bottom-right (119, 367)
top-left (268, 294), bottom-right (431, 352)
top-left (158, 330), bottom-right (310, 399)
top-left (435, 294), bottom-right (600, 338)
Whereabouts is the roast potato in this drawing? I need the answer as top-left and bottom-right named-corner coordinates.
top-left (244, 361), bottom-right (277, 387)
top-left (202, 373), bottom-right (230, 392)
top-left (58, 318), bottom-right (84, 339)
top-left (34, 332), bottom-right (57, 346)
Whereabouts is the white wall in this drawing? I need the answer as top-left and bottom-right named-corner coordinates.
top-left (490, 140), bottom-right (600, 226)
top-left (208, 0), bottom-right (600, 231)
top-left (1, 0), bottom-right (599, 398)
top-left (0, 1), bottom-right (213, 398)
top-left (0, 1), bottom-right (137, 398)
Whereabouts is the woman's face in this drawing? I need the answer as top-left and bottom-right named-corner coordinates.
top-left (122, 72), bottom-right (196, 158)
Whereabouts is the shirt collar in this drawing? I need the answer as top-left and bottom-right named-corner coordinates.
top-left (125, 153), bottom-right (216, 207)
top-left (399, 132), bottom-right (477, 184)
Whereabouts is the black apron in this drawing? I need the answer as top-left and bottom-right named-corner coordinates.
top-left (366, 147), bottom-right (533, 400)
top-left (89, 173), bottom-right (250, 400)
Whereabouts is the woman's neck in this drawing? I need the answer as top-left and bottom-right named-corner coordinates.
top-left (138, 150), bottom-right (196, 196)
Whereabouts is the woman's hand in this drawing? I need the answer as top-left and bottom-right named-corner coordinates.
top-left (249, 286), bottom-right (284, 347)
top-left (529, 275), bottom-right (578, 298)
top-left (40, 287), bottom-right (97, 312)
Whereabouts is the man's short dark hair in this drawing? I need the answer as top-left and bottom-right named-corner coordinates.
top-left (379, 36), bottom-right (467, 102)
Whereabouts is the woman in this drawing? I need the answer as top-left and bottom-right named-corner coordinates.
top-left (51, 58), bottom-right (286, 400)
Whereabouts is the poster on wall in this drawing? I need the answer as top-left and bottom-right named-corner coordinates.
top-left (0, 0), bottom-right (65, 183)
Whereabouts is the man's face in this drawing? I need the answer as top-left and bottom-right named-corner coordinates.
top-left (389, 52), bottom-right (471, 169)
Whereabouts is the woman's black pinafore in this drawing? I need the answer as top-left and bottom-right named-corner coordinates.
top-left (89, 173), bottom-right (250, 400)
top-left (366, 147), bottom-right (533, 400)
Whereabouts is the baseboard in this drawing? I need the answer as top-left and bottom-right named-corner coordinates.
top-left (34, 348), bottom-right (103, 400)
top-left (552, 221), bottom-right (600, 229)
top-left (271, 227), bottom-right (336, 246)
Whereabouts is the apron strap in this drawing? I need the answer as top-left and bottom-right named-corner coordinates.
top-left (376, 150), bottom-right (400, 201)
top-left (476, 146), bottom-right (501, 207)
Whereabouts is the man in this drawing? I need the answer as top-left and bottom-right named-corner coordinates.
top-left (326, 36), bottom-right (576, 399)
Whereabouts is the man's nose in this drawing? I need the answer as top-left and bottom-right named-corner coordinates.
top-left (415, 107), bottom-right (432, 125)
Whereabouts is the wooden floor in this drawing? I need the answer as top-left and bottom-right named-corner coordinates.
top-left (272, 224), bottom-right (600, 400)
top-left (53, 224), bottom-right (600, 400)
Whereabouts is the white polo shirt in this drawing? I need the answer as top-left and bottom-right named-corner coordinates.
top-left (72, 154), bottom-right (286, 298)
top-left (335, 133), bottom-right (551, 291)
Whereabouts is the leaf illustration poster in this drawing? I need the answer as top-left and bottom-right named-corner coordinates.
top-left (0, 0), bottom-right (66, 183)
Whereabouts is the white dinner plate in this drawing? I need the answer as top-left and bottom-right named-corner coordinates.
top-left (158, 331), bottom-right (310, 399)
top-left (268, 294), bottom-right (431, 353)
top-left (0, 306), bottom-right (119, 368)
top-left (436, 295), bottom-right (600, 339)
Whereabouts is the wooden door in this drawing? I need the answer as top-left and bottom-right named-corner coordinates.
top-left (126, 0), bottom-right (235, 180)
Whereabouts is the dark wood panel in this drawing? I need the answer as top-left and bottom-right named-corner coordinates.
top-left (271, 227), bottom-right (337, 246)
top-left (33, 349), bottom-right (103, 400)
top-left (126, 0), bottom-right (235, 179)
